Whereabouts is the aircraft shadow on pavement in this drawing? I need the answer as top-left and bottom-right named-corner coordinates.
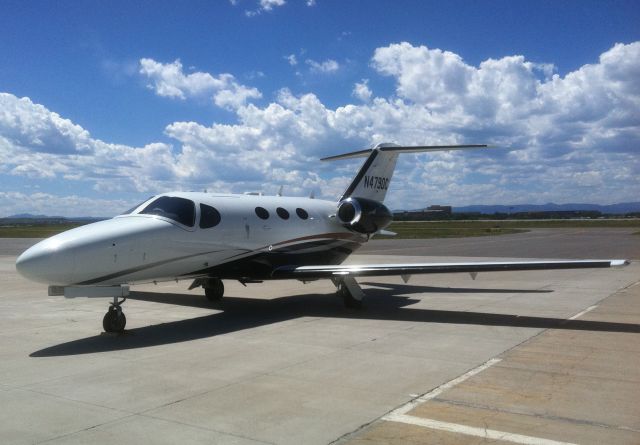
top-left (31, 288), bottom-right (640, 357)
top-left (359, 282), bottom-right (554, 296)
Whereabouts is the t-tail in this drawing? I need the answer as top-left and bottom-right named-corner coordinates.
top-left (321, 142), bottom-right (487, 234)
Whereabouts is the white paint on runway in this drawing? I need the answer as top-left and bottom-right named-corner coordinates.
top-left (568, 304), bottom-right (598, 320)
top-left (382, 358), bottom-right (579, 445)
top-left (384, 414), bottom-right (578, 445)
top-left (383, 358), bottom-right (502, 418)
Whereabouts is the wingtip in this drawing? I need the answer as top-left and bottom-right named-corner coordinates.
top-left (610, 260), bottom-right (630, 267)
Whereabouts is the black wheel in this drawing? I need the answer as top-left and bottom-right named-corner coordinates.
top-left (102, 307), bottom-right (126, 333)
top-left (204, 278), bottom-right (224, 301)
top-left (338, 283), bottom-right (362, 309)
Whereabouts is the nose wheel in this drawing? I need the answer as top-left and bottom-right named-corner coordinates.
top-left (103, 297), bottom-right (127, 333)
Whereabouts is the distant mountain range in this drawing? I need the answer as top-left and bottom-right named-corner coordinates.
top-left (451, 202), bottom-right (640, 214)
top-left (8, 213), bottom-right (56, 219)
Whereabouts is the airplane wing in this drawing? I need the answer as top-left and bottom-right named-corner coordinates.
top-left (271, 259), bottom-right (629, 279)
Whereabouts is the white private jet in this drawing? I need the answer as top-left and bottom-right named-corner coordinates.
top-left (15, 143), bottom-right (628, 333)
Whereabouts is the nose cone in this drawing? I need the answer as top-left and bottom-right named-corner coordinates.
top-left (16, 238), bottom-right (75, 285)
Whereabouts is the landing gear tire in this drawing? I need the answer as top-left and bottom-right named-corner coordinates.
top-left (103, 306), bottom-right (126, 333)
top-left (204, 278), bottom-right (224, 302)
top-left (338, 283), bottom-right (362, 309)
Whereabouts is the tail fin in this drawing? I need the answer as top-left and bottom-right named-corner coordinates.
top-left (322, 143), bottom-right (487, 202)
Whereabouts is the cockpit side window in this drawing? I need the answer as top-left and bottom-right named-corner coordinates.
top-left (200, 204), bottom-right (221, 229)
top-left (141, 196), bottom-right (196, 227)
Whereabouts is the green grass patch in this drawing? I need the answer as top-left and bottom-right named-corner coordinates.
top-left (0, 223), bottom-right (84, 238)
top-left (391, 219), bottom-right (640, 229)
top-left (380, 224), bottom-right (527, 239)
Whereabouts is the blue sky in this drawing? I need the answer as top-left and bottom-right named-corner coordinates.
top-left (1, 0), bottom-right (639, 216)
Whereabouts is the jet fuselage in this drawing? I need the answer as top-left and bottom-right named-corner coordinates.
top-left (16, 192), bottom-right (366, 286)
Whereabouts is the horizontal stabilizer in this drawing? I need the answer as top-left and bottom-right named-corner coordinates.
top-left (321, 144), bottom-right (488, 161)
top-left (272, 259), bottom-right (629, 279)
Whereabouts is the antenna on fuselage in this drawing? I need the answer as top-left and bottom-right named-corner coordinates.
top-left (277, 185), bottom-right (283, 197)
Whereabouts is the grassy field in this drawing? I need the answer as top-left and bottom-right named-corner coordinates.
top-left (1, 219), bottom-right (639, 239)
top-left (391, 219), bottom-right (640, 229)
top-left (381, 225), bottom-right (526, 239)
top-left (0, 224), bottom-right (84, 238)
top-left (382, 219), bottom-right (640, 239)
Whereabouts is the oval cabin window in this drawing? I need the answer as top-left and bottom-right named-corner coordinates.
top-left (276, 207), bottom-right (290, 220)
top-left (255, 207), bottom-right (269, 220)
top-left (296, 208), bottom-right (309, 220)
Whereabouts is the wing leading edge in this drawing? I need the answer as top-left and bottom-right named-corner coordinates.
top-left (272, 259), bottom-right (629, 279)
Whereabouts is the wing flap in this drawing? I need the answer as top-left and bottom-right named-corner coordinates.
top-left (272, 260), bottom-right (628, 279)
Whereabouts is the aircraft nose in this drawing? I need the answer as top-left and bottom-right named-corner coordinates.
top-left (16, 244), bottom-right (44, 282)
top-left (15, 240), bottom-right (75, 285)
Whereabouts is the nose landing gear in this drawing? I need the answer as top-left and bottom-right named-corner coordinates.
top-left (103, 296), bottom-right (127, 333)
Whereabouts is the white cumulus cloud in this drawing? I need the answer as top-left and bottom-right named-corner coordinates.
top-left (352, 79), bottom-right (372, 102)
top-left (139, 58), bottom-right (261, 110)
top-left (1, 42), bottom-right (639, 215)
top-left (0, 93), bottom-right (91, 155)
top-left (306, 58), bottom-right (340, 73)
top-left (244, 0), bottom-right (286, 16)
top-left (0, 191), bottom-right (133, 218)
top-left (0, 93), bottom-right (183, 195)
top-left (285, 54), bottom-right (298, 66)
top-left (259, 0), bottom-right (286, 11)
top-left (241, 0), bottom-right (315, 16)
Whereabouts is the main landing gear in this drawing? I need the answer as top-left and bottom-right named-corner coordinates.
top-left (204, 278), bottom-right (224, 302)
top-left (189, 277), bottom-right (225, 302)
top-left (335, 276), bottom-right (364, 308)
top-left (103, 296), bottom-right (127, 333)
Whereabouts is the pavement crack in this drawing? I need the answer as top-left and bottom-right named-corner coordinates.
top-left (138, 413), bottom-right (276, 445)
top-left (35, 413), bottom-right (137, 444)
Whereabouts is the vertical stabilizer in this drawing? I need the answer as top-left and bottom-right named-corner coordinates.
top-left (321, 143), bottom-right (487, 202)
top-left (339, 143), bottom-right (399, 201)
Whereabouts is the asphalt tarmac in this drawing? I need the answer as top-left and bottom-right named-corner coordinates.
top-left (1, 229), bottom-right (638, 444)
top-left (360, 227), bottom-right (640, 260)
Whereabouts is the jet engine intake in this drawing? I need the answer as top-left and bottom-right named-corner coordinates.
top-left (336, 197), bottom-right (393, 234)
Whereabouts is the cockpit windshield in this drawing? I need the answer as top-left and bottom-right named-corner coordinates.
top-left (120, 197), bottom-right (153, 216)
top-left (140, 196), bottom-right (196, 227)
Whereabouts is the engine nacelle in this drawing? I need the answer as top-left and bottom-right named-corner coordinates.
top-left (336, 197), bottom-right (393, 234)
